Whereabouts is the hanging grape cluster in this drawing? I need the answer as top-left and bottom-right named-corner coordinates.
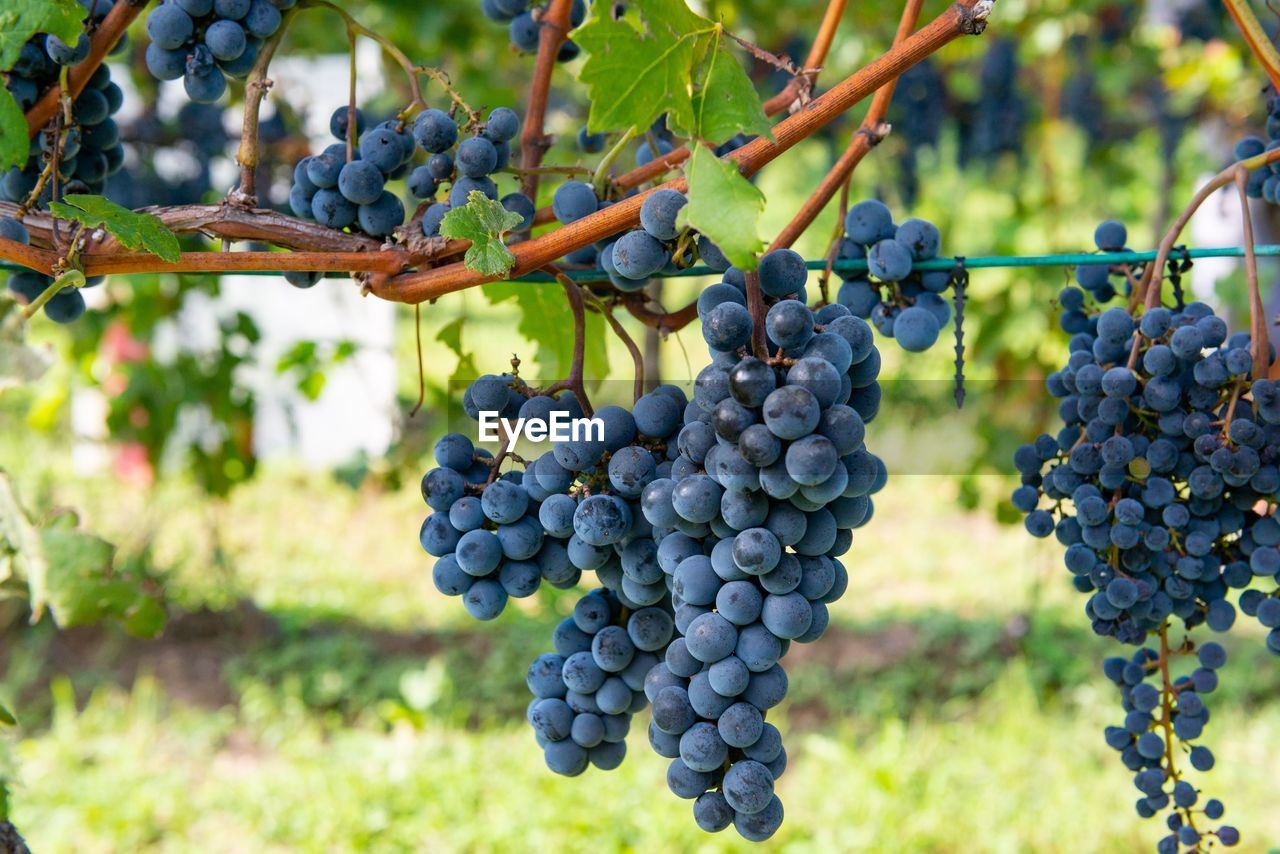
top-left (417, 249), bottom-right (887, 838)
top-left (1013, 218), bottom-right (1280, 851)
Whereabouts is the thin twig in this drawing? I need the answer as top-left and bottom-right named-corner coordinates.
top-left (599, 299), bottom-right (645, 403)
top-left (419, 67), bottom-right (481, 128)
top-left (234, 6), bottom-right (300, 204)
top-left (770, 0), bottom-right (924, 251)
top-left (410, 303), bottom-right (426, 417)
top-left (374, 0), bottom-right (995, 304)
top-left (1127, 148), bottom-right (1280, 369)
top-left (302, 0), bottom-right (430, 118)
top-left (24, 0), bottom-right (144, 136)
top-left (520, 0), bottom-right (575, 200)
top-left (346, 28), bottom-right (358, 162)
top-left (745, 270), bottom-right (768, 358)
top-left (722, 29), bottom-right (804, 76)
top-left (544, 266), bottom-right (594, 416)
top-left (1223, 0), bottom-right (1280, 91)
top-left (1236, 171), bottom-right (1268, 377)
top-left (622, 293), bottom-right (700, 334)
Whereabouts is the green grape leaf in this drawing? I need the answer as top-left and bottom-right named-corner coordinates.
top-left (0, 86), bottom-right (27, 173)
top-left (0, 0), bottom-right (85, 71)
top-left (0, 299), bottom-right (52, 390)
top-left (575, 3), bottom-right (768, 144)
top-left (47, 195), bottom-right (181, 263)
top-left (0, 703), bottom-right (15, 727)
top-left (123, 594), bottom-right (166, 639)
top-left (679, 144), bottom-right (764, 270)
top-left (482, 282), bottom-right (610, 387)
top-left (0, 470), bottom-right (47, 619)
top-left (437, 317), bottom-right (466, 359)
top-left (574, 0), bottom-right (712, 136)
top-left (437, 317), bottom-right (479, 392)
top-left (39, 527), bottom-right (122, 628)
top-left (439, 191), bottom-right (524, 278)
top-left (685, 26), bottom-right (773, 144)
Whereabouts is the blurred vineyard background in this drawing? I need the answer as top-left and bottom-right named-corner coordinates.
top-left (5, 0), bottom-right (1280, 851)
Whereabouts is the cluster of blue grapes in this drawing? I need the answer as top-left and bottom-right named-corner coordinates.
top-left (1233, 107), bottom-right (1280, 203)
top-left (411, 106), bottom-right (531, 240)
top-left (526, 588), bottom-right (673, 774)
top-left (105, 102), bottom-right (228, 209)
top-left (2, 10), bottom-right (127, 205)
top-left (833, 199), bottom-right (951, 352)
top-left (420, 429), bottom-right (580, 620)
top-left (888, 59), bottom-right (945, 205)
top-left (1013, 219), bottom-right (1280, 850)
top-left (1015, 293), bottom-right (1279, 647)
top-left (285, 103), bottom-right (527, 261)
top-left (144, 0), bottom-right (291, 103)
top-left (548, 180), bottom-right (739, 294)
top-left (421, 374), bottom-right (691, 616)
top-left (1102, 642), bottom-right (1239, 852)
top-left (286, 107), bottom-right (413, 239)
top-left (626, 288), bottom-right (880, 840)
top-left (1067, 219), bottom-right (1132, 306)
top-left (1, 217), bottom-right (99, 324)
top-left (480, 0), bottom-right (586, 59)
top-left (416, 298), bottom-right (881, 837)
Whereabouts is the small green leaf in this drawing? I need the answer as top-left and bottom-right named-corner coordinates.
top-left (437, 317), bottom-right (479, 390)
top-left (123, 595), bottom-right (167, 639)
top-left (0, 0), bottom-right (85, 71)
top-left (0, 704), bottom-right (15, 727)
top-left (0, 299), bottom-right (52, 391)
top-left (437, 317), bottom-right (466, 359)
top-left (684, 26), bottom-right (773, 144)
top-left (482, 282), bottom-right (610, 386)
top-left (0, 471), bottom-right (47, 619)
top-left (0, 86), bottom-right (26, 173)
top-left (40, 527), bottom-right (126, 629)
top-left (575, 0), bottom-right (712, 136)
top-left (679, 144), bottom-right (764, 270)
top-left (439, 191), bottom-right (525, 278)
top-left (47, 195), bottom-right (181, 263)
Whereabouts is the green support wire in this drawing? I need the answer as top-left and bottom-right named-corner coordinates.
top-left (2, 244), bottom-right (1280, 281)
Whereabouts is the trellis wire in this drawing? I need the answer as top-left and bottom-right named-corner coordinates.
top-left (2, 244), bottom-right (1279, 281)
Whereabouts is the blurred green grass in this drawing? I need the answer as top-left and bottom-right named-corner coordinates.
top-left (2, 464), bottom-right (1280, 853)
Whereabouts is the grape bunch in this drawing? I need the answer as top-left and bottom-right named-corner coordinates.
top-left (888, 58), bottom-right (946, 205)
top-left (287, 107), bottom-right (413, 238)
top-left (144, 0), bottom-right (293, 103)
top-left (1102, 642), bottom-right (1239, 853)
top-left (422, 374), bottom-right (689, 621)
top-left (1015, 290), bottom-right (1276, 646)
top-left (1013, 218), bottom-right (1280, 849)
top-left (1067, 219), bottom-right (1132, 308)
top-left (421, 433), bottom-right (573, 621)
top-left (2, 15), bottom-right (127, 205)
top-left (526, 587), bottom-right (674, 775)
top-left (1233, 127), bottom-right (1280, 203)
top-left (416, 285), bottom-right (883, 839)
top-left (833, 199), bottom-right (952, 352)
top-left (960, 38), bottom-right (1027, 166)
top-left (540, 178), bottom-right (734, 296)
top-left (626, 292), bottom-right (879, 840)
top-left (481, 0), bottom-right (586, 60)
